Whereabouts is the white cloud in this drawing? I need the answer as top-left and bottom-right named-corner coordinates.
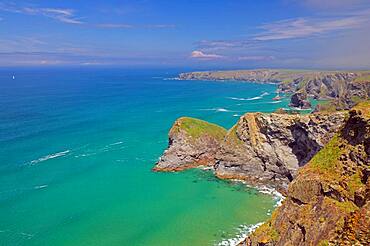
top-left (0, 3), bottom-right (84, 24)
top-left (96, 23), bottom-right (175, 29)
top-left (299, 0), bottom-right (367, 10)
top-left (196, 40), bottom-right (255, 51)
top-left (97, 23), bottom-right (133, 29)
top-left (191, 50), bottom-right (223, 59)
top-left (255, 12), bottom-right (369, 41)
top-left (238, 55), bottom-right (275, 61)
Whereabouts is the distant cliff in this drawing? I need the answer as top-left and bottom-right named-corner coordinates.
top-left (154, 111), bottom-right (346, 192)
top-left (242, 101), bottom-right (369, 245)
top-left (179, 69), bottom-right (370, 110)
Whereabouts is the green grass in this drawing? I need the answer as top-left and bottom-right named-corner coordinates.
top-left (318, 240), bottom-right (329, 246)
top-left (354, 74), bottom-right (370, 83)
top-left (332, 200), bottom-right (358, 213)
top-left (310, 135), bottom-right (342, 171)
top-left (225, 124), bottom-right (245, 146)
top-left (352, 100), bottom-right (370, 117)
top-left (174, 117), bottom-right (227, 140)
top-left (347, 172), bottom-right (363, 195)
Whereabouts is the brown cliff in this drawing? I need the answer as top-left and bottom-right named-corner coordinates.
top-left (242, 101), bottom-right (370, 246)
top-left (154, 112), bottom-right (346, 192)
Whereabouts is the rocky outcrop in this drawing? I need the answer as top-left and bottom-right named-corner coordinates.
top-left (154, 111), bottom-right (346, 191)
top-left (179, 69), bottom-right (295, 83)
top-left (153, 117), bottom-right (226, 171)
top-left (242, 101), bottom-right (370, 246)
top-left (179, 69), bottom-right (370, 110)
top-left (278, 72), bottom-right (360, 98)
top-left (289, 92), bottom-right (312, 109)
top-left (215, 112), bottom-right (346, 191)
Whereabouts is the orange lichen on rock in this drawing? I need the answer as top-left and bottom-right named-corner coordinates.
top-left (243, 102), bottom-right (370, 246)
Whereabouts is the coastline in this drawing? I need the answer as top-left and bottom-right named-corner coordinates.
top-left (196, 166), bottom-right (285, 246)
top-left (217, 184), bottom-right (285, 246)
top-left (153, 73), bottom-right (369, 244)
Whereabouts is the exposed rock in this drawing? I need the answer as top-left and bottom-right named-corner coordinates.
top-left (153, 117), bottom-right (226, 171)
top-left (179, 69), bottom-right (370, 110)
top-left (215, 112), bottom-right (346, 191)
top-left (289, 92), bottom-right (312, 109)
top-left (179, 69), bottom-right (295, 83)
top-left (154, 111), bottom-right (346, 191)
top-left (242, 101), bottom-right (370, 246)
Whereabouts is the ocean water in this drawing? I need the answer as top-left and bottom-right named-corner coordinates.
top-left (0, 68), bottom-right (290, 246)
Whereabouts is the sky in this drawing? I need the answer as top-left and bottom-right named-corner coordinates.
top-left (0, 0), bottom-right (369, 69)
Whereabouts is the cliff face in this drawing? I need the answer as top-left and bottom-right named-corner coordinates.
top-left (288, 92), bottom-right (312, 109)
top-left (214, 112), bottom-right (345, 191)
top-left (153, 117), bottom-right (227, 171)
top-left (243, 102), bottom-right (370, 246)
top-left (179, 69), bottom-right (299, 83)
top-left (154, 112), bottom-right (346, 192)
top-left (179, 69), bottom-right (370, 110)
top-left (278, 72), bottom-right (359, 98)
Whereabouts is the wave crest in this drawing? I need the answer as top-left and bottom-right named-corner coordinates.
top-left (29, 150), bottom-right (70, 165)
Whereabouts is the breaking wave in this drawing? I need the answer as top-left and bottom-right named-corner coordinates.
top-left (200, 108), bottom-right (234, 112)
top-left (216, 182), bottom-right (285, 246)
top-left (228, 92), bottom-right (269, 102)
top-left (216, 223), bottom-right (263, 246)
top-left (28, 150), bottom-right (70, 166)
top-left (269, 100), bottom-right (282, 104)
top-left (34, 185), bottom-right (48, 190)
top-left (227, 96), bottom-right (262, 101)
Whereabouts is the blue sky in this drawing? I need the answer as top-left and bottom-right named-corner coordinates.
top-left (0, 0), bottom-right (369, 69)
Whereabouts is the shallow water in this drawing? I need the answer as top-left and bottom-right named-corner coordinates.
top-left (0, 68), bottom-right (289, 246)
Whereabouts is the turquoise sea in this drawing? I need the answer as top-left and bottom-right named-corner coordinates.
top-left (0, 68), bottom-right (290, 246)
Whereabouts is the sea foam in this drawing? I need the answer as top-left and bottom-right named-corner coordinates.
top-left (200, 108), bottom-right (234, 112)
top-left (29, 150), bottom-right (70, 165)
top-left (228, 96), bottom-right (262, 101)
top-left (216, 223), bottom-right (263, 246)
top-left (216, 181), bottom-right (285, 246)
top-left (227, 91), bottom-right (269, 102)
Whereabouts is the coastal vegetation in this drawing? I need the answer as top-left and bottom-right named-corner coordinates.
top-left (156, 68), bottom-right (370, 245)
top-left (170, 117), bottom-right (226, 141)
top-left (180, 69), bottom-right (370, 112)
top-left (244, 101), bottom-right (369, 245)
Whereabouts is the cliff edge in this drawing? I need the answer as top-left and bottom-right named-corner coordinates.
top-left (242, 101), bottom-right (370, 245)
top-left (154, 111), bottom-right (346, 192)
top-left (179, 69), bottom-right (370, 111)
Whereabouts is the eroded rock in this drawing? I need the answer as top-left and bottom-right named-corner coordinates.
top-left (154, 111), bottom-right (346, 191)
top-left (243, 102), bottom-right (370, 246)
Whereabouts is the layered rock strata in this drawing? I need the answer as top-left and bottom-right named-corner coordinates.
top-left (179, 69), bottom-right (370, 110)
top-left (154, 112), bottom-right (346, 191)
top-left (242, 102), bottom-right (370, 245)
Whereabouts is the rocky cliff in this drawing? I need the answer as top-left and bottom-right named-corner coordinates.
top-left (179, 69), bottom-right (370, 110)
top-left (154, 111), bottom-right (346, 192)
top-left (153, 117), bottom-right (226, 171)
top-left (179, 69), bottom-right (306, 83)
top-left (242, 101), bottom-right (370, 245)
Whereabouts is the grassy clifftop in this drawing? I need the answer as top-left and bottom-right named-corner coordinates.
top-left (170, 117), bottom-right (227, 141)
top-left (154, 117), bottom-right (227, 171)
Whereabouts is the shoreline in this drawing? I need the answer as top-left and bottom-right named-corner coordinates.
top-left (216, 183), bottom-right (285, 246)
top-left (195, 166), bottom-right (285, 246)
